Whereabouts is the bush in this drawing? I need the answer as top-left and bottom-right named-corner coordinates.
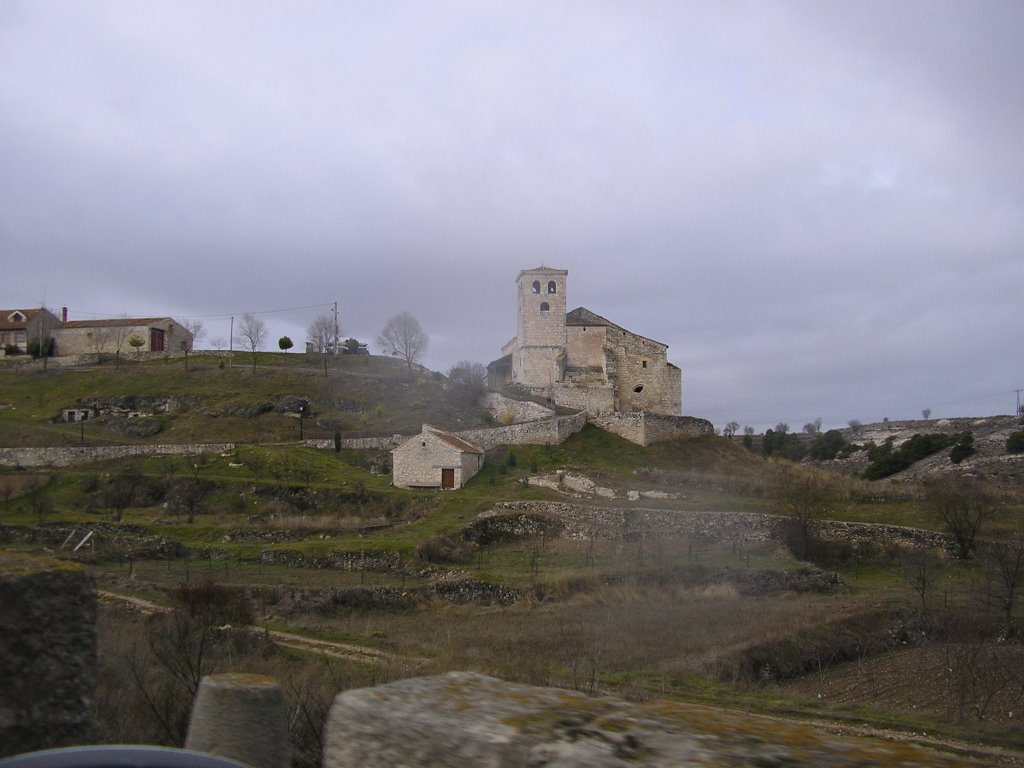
top-left (416, 534), bottom-right (479, 564)
top-left (1007, 431), bottom-right (1024, 454)
top-left (26, 337), bottom-right (54, 358)
top-left (170, 576), bottom-right (255, 625)
top-left (949, 431), bottom-right (976, 464)
top-left (863, 432), bottom-right (957, 480)
top-left (808, 429), bottom-right (848, 460)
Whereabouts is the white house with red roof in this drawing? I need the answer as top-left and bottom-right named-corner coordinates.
top-left (391, 425), bottom-right (485, 490)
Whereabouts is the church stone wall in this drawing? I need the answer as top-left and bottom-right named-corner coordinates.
top-left (565, 325), bottom-right (608, 371)
top-left (606, 330), bottom-right (681, 415)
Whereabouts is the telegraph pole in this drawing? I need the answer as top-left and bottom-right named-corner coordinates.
top-left (1016, 388), bottom-right (1023, 417)
top-left (229, 316), bottom-right (234, 368)
top-left (333, 301), bottom-right (339, 354)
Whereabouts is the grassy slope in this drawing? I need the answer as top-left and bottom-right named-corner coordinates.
top-left (0, 352), bottom-right (492, 446)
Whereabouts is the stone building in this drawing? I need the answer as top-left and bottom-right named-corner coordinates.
top-left (488, 267), bottom-right (682, 416)
top-left (392, 425), bottom-right (485, 490)
top-left (53, 317), bottom-right (193, 357)
top-left (0, 308), bottom-right (61, 355)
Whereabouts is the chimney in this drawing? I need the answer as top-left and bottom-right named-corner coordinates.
top-left (61, 307), bottom-right (68, 323)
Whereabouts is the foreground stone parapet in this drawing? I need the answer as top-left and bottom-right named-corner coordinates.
top-left (0, 552), bottom-right (98, 757)
top-left (185, 673), bottom-right (289, 768)
top-left (324, 671), bottom-right (977, 767)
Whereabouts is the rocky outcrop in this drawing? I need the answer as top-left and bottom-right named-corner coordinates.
top-left (323, 671), bottom-right (972, 767)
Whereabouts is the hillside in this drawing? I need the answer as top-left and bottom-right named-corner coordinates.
top-left (0, 352), bottom-right (493, 447)
top-left (808, 415), bottom-right (1024, 485)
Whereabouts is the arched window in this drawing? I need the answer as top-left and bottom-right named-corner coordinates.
top-left (531, 280), bottom-right (540, 294)
top-left (547, 281), bottom-right (557, 294)
top-left (540, 302), bottom-right (550, 312)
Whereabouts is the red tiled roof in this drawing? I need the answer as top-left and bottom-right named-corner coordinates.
top-left (424, 425), bottom-right (484, 454)
top-left (60, 317), bottom-right (174, 329)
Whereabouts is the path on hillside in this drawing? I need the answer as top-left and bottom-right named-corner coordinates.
top-left (98, 590), bottom-right (424, 668)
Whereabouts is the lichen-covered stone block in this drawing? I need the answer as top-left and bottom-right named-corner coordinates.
top-left (0, 552), bottom-right (98, 756)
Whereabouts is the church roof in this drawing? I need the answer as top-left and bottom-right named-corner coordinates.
top-left (566, 306), bottom-right (668, 348)
top-left (565, 306), bottom-right (623, 330)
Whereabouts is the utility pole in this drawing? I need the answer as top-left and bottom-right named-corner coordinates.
top-left (1016, 389), bottom-right (1023, 417)
top-left (229, 316), bottom-right (234, 368)
top-left (332, 301), bottom-right (339, 355)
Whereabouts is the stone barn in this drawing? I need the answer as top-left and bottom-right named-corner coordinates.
top-left (392, 425), bottom-right (485, 490)
top-left (52, 317), bottom-right (193, 357)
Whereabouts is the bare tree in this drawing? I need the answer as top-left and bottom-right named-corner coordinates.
top-left (902, 548), bottom-right (942, 611)
top-left (234, 313), bottom-right (267, 373)
top-left (848, 419), bottom-right (863, 436)
top-left (770, 465), bottom-right (844, 561)
top-left (110, 320), bottom-right (134, 368)
top-left (447, 360), bottom-right (487, 404)
top-left (922, 408), bottom-right (932, 420)
top-left (979, 521), bottom-right (1024, 636)
top-left (91, 325), bottom-right (112, 362)
top-left (307, 313), bottom-right (338, 354)
top-left (377, 311), bottom-right (427, 373)
top-left (183, 320), bottom-right (205, 370)
top-left (723, 421), bottom-right (740, 438)
top-left (922, 477), bottom-right (1001, 560)
top-left (32, 307), bottom-right (59, 370)
top-left (802, 418), bottom-right (822, 435)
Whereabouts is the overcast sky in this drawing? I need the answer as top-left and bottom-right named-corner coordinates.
top-left (2, 1), bottom-right (1022, 431)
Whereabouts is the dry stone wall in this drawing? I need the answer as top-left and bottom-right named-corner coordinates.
top-left (0, 442), bottom-right (235, 468)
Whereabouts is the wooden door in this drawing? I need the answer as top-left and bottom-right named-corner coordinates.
top-left (441, 468), bottom-right (455, 489)
top-left (150, 328), bottom-right (165, 352)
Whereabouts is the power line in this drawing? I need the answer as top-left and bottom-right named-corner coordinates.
top-left (65, 302), bottom-right (335, 321)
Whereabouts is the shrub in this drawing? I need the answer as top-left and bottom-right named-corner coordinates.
top-left (808, 429), bottom-right (848, 460)
top-left (1007, 431), bottom-right (1024, 454)
top-left (949, 431), bottom-right (976, 464)
top-left (416, 534), bottom-right (479, 564)
top-left (863, 432), bottom-right (957, 480)
top-left (170, 576), bottom-right (255, 625)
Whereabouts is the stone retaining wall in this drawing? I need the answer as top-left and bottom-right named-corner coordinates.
top-left (0, 442), bottom-right (236, 468)
top-left (591, 411), bottom-right (715, 446)
top-left (455, 411), bottom-right (588, 450)
top-left (491, 501), bottom-right (956, 552)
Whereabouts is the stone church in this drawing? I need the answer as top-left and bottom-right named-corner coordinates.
top-left (488, 267), bottom-right (682, 416)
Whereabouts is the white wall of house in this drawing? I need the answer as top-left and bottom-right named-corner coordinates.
top-left (392, 428), bottom-right (484, 489)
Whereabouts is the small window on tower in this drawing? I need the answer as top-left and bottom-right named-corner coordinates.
top-left (540, 302), bottom-right (550, 312)
top-left (531, 280), bottom-right (540, 294)
top-left (547, 281), bottom-right (556, 294)
top-left (642, 360), bottom-right (647, 368)
top-left (633, 385), bottom-right (644, 393)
